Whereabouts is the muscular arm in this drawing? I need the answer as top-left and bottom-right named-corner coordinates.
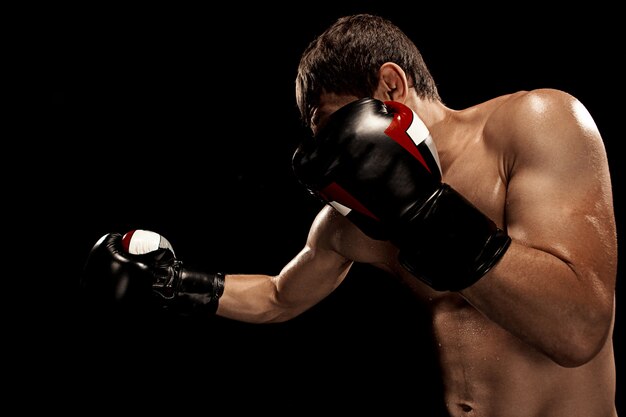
top-left (461, 89), bottom-right (617, 367)
top-left (216, 206), bottom-right (354, 323)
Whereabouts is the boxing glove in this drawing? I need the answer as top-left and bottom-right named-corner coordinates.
top-left (80, 230), bottom-right (225, 316)
top-left (292, 97), bottom-right (511, 291)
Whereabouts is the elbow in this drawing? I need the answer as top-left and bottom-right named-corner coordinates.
top-left (549, 308), bottom-right (613, 368)
top-left (551, 340), bottom-right (604, 368)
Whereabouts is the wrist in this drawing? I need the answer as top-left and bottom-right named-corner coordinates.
top-left (394, 183), bottom-right (511, 291)
top-left (176, 268), bottom-right (226, 315)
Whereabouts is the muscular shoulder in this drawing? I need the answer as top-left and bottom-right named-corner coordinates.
top-left (489, 88), bottom-right (586, 132)
top-left (485, 88), bottom-right (603, 171)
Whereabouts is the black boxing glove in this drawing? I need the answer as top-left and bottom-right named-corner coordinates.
top-left (292, 97), bottom-right (511, 291)
top-left (81, 230), bottom-right (225, 316)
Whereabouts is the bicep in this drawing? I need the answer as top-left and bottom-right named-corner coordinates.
top-left (274, 243), bottom-right (353, 312)
top-left (218, 208), bottom-right (353, 323)
top-left (272, 207), bottom-right (354, 314)
top-left (504, 93), bottom-right (616, 286)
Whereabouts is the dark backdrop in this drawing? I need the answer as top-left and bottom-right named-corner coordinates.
top-left (22, 2), bottom-right (623, 415)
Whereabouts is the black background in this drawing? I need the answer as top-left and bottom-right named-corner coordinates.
top-left (21, 2), bottom-right (623, 415)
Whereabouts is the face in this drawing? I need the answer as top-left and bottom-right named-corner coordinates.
top-left (309, 92), bottom-right (360, 136)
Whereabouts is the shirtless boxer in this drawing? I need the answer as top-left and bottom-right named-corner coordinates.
top-left (82, 13), bottom-right (618, 417)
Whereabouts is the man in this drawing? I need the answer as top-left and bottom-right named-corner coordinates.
top-left (82, 13), bottom-right (618, 417)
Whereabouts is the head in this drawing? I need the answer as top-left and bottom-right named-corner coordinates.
top-left (295, 13), bottom-right (441, 130)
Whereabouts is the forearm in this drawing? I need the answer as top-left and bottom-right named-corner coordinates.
top-left (460, 240), bottom-right (615, 367)
top-left (216, 274), bottom-right (286, 323)
top-left (217, 244), bottom-right (354, 323)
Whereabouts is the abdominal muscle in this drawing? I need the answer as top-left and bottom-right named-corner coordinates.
top-left (429, 293), bottom-right (617, 417)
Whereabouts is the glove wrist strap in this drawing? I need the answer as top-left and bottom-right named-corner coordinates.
top-left (395, 183), bottom-right (511, 291)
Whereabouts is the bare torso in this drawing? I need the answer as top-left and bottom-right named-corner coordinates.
top-left (219, 89), bottom-right (617, 416)
top-left (429, 294), bottom-right (616, 417)
top-left (319, 91), bottom-right (618, 416)
top-left (326, 206), bottom-right (616, 416)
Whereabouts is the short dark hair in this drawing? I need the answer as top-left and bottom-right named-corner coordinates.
top-left (295, 13), bottom-right (441, 127)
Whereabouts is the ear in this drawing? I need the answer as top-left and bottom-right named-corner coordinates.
top-left (374, 62), bottom-right (410, 102)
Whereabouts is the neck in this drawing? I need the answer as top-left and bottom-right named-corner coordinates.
top-left (408, 96), bottom-right (451, 130)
